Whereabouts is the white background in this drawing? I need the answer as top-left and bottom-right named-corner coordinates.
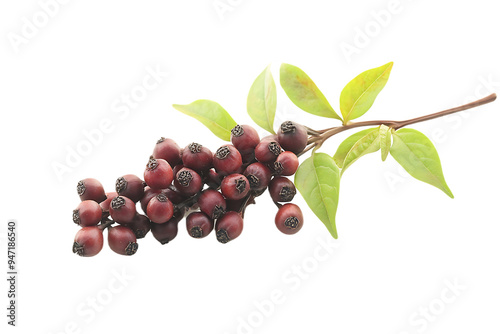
top-left (1, 1), bottom-right (499, 333)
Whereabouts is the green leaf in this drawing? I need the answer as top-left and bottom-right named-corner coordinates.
top-left (390, 128), bottom-right (454, 198)
top-left (247, 66), bottom-right (277, 134)
top-left (333, 128), bottom-right (378, 168)
top-left (280, 63), bottom-right (342, 120)
top-left (339, 62), bottom-right (393, 122)
top-left (379, 124), bottom-right (392, 161)
top-left (295, 153), bottom-right (341, 239)
top-left (341, 128), bottom-right (381, 174)
top-left (172, 100), bottom-right (237, 141)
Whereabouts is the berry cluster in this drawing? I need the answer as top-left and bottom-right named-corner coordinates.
top-left (72, 121), bottom-right (307, 257)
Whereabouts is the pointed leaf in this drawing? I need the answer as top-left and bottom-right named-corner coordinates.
top-left (341, 128), bottom-right (381, 174)
top-left (280, 63), bottom-right (341, 120)
top-left (333, 128), bottom-right (378, 168)
top-left (247, 66), bottom-right (277, 134)
top-left (172, 100), bottom-right (237, 141)
top-left (379, 124), bottom-right (392, 161)
top-left (295, 153), bottom-right (341, 239)
top-left (340, 62), bottom-right (393, 122)
top-left (390, 128), bottom-right (454, 198)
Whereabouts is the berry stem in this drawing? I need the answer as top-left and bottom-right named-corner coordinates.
top-left (305, 93), bottom-right (496, 150)
top-left (98, 219), bottom-right (115, 230)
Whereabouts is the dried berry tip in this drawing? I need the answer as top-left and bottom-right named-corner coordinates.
top-left (72, 210), bottom-right (80, 225)
top-left (111, 197), bottom-right (126, 210)
top-left (216, 146), bottom-right (230, 160)
top-left (213, 205), bottom-right (225, 219)
top-left (284, 217), bottom-right (299, 229)
top-left (281, 121), bottom-right (296, 133)
top-left (115, 177), bottom-right (127, 193)
top-left (125, 242), bottom-right (138, 255)
top-left (147, 156), bottom-right (158, 170)
top-left (73, 242), bottom-right (84, 256)
top-left (157, 137), bottom-right (165, 144)
top-left (135, 229), bottom-right (147, 239)
top-left (156, 193), bottom-right (168, 202)
top-left (177, 170), bottom-right (193, 187)
top-left (188, 142), bottom-right (202, 153)
top-left (247, 174), bottom-right (260, 188)
top-left (273, 161), bottom-right (284, 174)
top-left (231, 125), bottom-right (244, 137)
top-left (77, 181), bottom-right (85, 196)
top-left (235, 178), bottom-right (247, 194)
top-left (216, 229), bottom-right (230, 244)
top-left (279, 187), bottom-right (296, 201)
top-left (190, 226), bottom-right (203, 238)
top-left (268, 142), bottom-right (281, 156)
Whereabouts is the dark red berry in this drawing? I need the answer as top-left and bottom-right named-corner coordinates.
top-left (108, 226), bottom-right (138, 255)
top-left (144, 157), bottom-right (173, 190)
top-left (146, 193), bottom-right (174, 224)
top-left (151, 217), bottom-right (181, 244)
top-left (109, 196), bottom-right (136, 224)
top-left (77, 178), bottom-right (107, 203)
top-left (269, 177), bottom-right (296, 203)
top-left (277, 121), bottom-right (308, 154)
top-left (164, 187), bottom-right (186, 204)
top-left (140, 186), bottom-right (163, 213)
top-left (275, 203), bottom-right (303, 234)
top-left (115, 174), bottom-right (145, 203)
top-left (255, 137), bottom-right (282, 163)
top-left (231, 124), bottom-right (260, 156)
top-left (213, 145), bottom-right (242, 175)
top-left (220, 174), bottom-right (250, 200)
top-left (198, 189), bottom-right (226, 219)
top-left (274, 151), bottom-right (299, 176)
top-left (206, 169), bottom-right (223, 189)
top-left (73, 200), bottom-right (102, 227)
top-left (174, 167), bottom-right (203, 196)
top-left (100, 192), bottom-right (118, 212)
top-left (215, 211), bottom-right (243, 243)
top-left (127, 214), bottom-right (151, 239)
top-left (182, 143), bottom-right (213, 172)
top-left (153, 137), bottom-right (182, 166)
top-left (244, 162), bottom-right (272, 191)
top-left (172, 164), bottom-right (184, 178)
top-left (73, 226), bottom-right (104, 257)
top-left (186, 212), bottom-right (214, 238)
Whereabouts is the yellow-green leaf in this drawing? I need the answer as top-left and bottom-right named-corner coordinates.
top-left (340, 62), bottom-right (393, 122)
top-left (379, 124), bottom-right (392, 161)
top-left (341, 128), bottom-right (381, 174)
top-left (247, 66), bottom-right (277, 134)
top-left (172, 100), bottom-right (237, 141)
top-left (280, 63), bottom-right (341, 120)
top-left (295, 153), bottom-right (341, 239)
top-left (390, 128), bottom-right (454, 198)
top-left (333, 128), bottom-right (378, 168)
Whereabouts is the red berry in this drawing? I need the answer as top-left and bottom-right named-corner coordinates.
top-left (277, 121), bottom-right (308, 154)
top-left (206, 169), bottom-right (223, 189)
top-left (174, 167), bottom-right (203, 196)
top-left (100, 192), bottom-right (118, 212)
top-left (186, 212), bottom-right (214, 238)
top-left (275, 203), bottom-right (303, 234)
top-left (151, 215), bottom-right (181, 244)
top-left (231, 125), bottom-right (260, 156)
top-left (268, 177), bottom-right (296, 203)
top-left (144, 157), bottom-right (173, 190)
top-left (146, 193), bottom-right (174, 223)
top-left (213, 145), bottom-right (242, 175)
top-left (244, 162), bottom-right (272, 191)
top-left (153, 137), bottom-right (182, 166)
top-left (115, 174), bottom-right (145, 203)
top-left (77, 178), bottom-right (106, 203)
top-left (127, 214), bottom-right (151, 239)
top-left (220, 174), bottom-right (250, 200)
top-left (140, 187), bottom-right (163, 213)
top-left (215, 211), bottom-right (243, 243)
top-left (255, 137), bottom-right (282, 163)
top-left (73, 226), bottom-right (104, 257)
top-left (109, 196), bottom-right (136, 224)
top-left (182, 143), bottom-right (213, 172)
top-left (108, 226), bottom-right (138, 255)
top-left (73, 200), bottom-right (102, 227)
top-left (198, 189), bottom-right (226, 219)
top-left (274, 151), bottom-right (299, 176)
